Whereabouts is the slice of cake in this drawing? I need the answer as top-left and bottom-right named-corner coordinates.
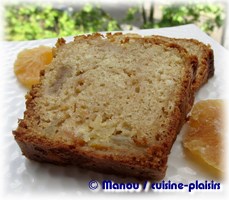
top-left (151, 35), bottom-right (214, 91)
top-left (13, 33), bottom-right (197, 180)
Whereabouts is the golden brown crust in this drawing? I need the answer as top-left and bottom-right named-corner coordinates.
top-left (13, 32), bottom-right (197, 180)
top-left (205, 46), bottom-right (214, 79)
top-left (13, 133), bottom-right (166, 180)
top-left (188, 39), bottom-right (214, 89)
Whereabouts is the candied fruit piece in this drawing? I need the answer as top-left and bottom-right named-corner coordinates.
top-left (183, 99), bottom-right (225, 172)
top-left (14, 45), bottom-right (53, 88)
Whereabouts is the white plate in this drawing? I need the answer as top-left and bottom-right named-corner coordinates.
top-left (0, 24), bottom-right (228, 198)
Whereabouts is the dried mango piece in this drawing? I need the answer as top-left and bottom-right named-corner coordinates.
top-left (14, 45), bottom-right (53, 88)
top-left (183, 99), bottom-right (225, 172)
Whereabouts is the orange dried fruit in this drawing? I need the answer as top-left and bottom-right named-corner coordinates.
top-left (14, 45), bottom-right (53, 88)
top-left (183, 99), bottom-right (225, 172)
